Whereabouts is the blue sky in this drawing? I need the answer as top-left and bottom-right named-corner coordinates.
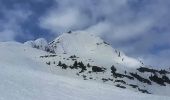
top-left (0, 0), bottom-right (170, 67)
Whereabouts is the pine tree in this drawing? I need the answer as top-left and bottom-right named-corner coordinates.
top-left (87, 63), bottom-right (91, 67)
top-left (62, 63), bottom-right (67, 69)
top-left (118, 52), bottom-right (121, 57)
top-left (79, 62), bottom-right (86, 70)
top-left (73, 61), bottom-right (78, 68)
top-left (58, 61), bottom-right (62, 66)
top-left (111, 65), bottom-right (116, 73)
top-left (124, 71), bottom-right (127, 74)
top-left (78, 62), bottom-right (84, 68)
top-left (68, 30), bottom-right (72, 34)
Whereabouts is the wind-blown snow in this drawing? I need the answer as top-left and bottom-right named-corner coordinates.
top-left (0, 42), bottom-right (169, 100)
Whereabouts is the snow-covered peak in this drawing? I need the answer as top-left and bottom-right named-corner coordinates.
top-left (49, 31), bottom-right (142, 68)
top-left (34, 38), bottom-right (48, 50)
top-left (23, 31), bottom-right (142, 68)
top-left (50, 31), bottom-right (109, 54)
top-left (34, 38), bottom-right (48, 46)
top-left (24, 38), bottom-right (49, 51)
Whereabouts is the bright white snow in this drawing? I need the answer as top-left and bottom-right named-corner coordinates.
top-left (49, 31), bottom-right (141, 68)
top-left (0, 42), bottom-right (169, 100)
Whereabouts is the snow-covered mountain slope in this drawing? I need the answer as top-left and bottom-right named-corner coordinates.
top-left (48, 31), bottom-right (142, 68)
top-left (39, 52), bottom-right (170, 96)
top-left (22, 31), bottom-right (170, 96)
top-left (0, 42), bottom-right (170, 100)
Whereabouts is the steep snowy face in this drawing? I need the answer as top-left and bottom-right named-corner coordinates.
top-left (50, 31), bottom-right (112, 57)
top-left (49, 31), bottom-right (141, 68)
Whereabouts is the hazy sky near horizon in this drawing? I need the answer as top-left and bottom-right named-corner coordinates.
top-left (0, 0), bottom-right (170, 67)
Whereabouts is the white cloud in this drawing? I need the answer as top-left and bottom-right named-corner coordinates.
top-left (39, 0), bottom-right (130, 34)
top-left (38, 0), bottom-right (159, 42)
top-left (39, 8), bottom-right (91, 33)
top-left (0, 8), bottom-right (32, 41)
top-left (86, 22), bottom-right (112, 36)
top-left (86, 18), bottom-right (154, 42)
top-left (113, 19), bottom-right (154, 40)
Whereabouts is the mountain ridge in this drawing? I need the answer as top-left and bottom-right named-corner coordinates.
top-left (25, 31), bottom-right (142, 68)
top-left (0, 41), bottom-right (168, 99)
top-left (22, 31), bottom-right (170, 95)
top-left (0, 31), bottom-right (170, 99)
